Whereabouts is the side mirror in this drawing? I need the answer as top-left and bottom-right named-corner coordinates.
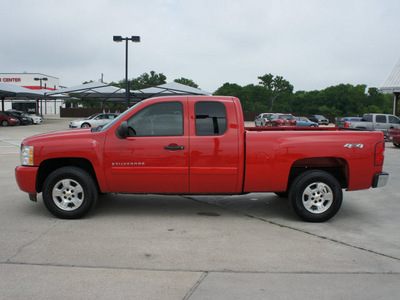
top-left (117, 121), bottom-right (128, 139)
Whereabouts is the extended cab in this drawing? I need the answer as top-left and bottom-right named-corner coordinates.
top-left (15, 96), bottom-right (389, 222)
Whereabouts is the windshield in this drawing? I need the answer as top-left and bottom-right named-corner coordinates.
top-left (87, 114), bottom-right (99, 119)
top-left (100, 102), bottom-right (143, 132)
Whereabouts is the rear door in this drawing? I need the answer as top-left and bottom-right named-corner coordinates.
top-left (374, 114), bottom-right (388, 134)
top-left (188, 98), bottom-right (240, 194)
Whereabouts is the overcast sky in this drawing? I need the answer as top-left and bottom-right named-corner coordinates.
top-left (1, 0), bottom-right (400, 93)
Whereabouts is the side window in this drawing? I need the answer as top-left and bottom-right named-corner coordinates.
top-left (376, 115), bottom-right (387, 123)
top-left (195, 102), bottom-right (227, 136)
top-left (363, 115), bottom-right (373, 122)
top-left (389, 116), bottom-right (400, 124)
top-left (127, 102), bottom-right (183, 137)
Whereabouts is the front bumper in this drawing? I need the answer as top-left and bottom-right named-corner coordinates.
top-left (15, 165), bottom-right (39, 194)
top-left (372, 172), bottom-right (389, 188)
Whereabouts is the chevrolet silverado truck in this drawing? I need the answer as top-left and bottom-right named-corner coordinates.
top-left (15, 96), bottom-right (389, 222)
top-left (347, 113), bottom-right (400, 136)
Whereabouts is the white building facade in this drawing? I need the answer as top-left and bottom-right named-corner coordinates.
top-left (0, 73), bottom-right (66, 115)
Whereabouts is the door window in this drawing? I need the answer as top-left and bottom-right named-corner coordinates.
top-left (195, 102), bottom-right (227, 136)
top-left (376, 115), bottom-right (387, 123)
top-left (127, 102), bottom-right (183, 136)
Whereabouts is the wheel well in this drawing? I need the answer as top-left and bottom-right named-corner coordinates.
top-left (287, 157), bottom-right (349, 191)
top-left (36, 158), bottom-right (98, 193)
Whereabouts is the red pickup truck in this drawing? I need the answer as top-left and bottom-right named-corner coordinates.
top-left (15, 96), bottom-right (388, 222)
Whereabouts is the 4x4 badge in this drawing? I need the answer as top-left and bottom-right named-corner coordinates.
top-left (344, 143), bottom-right (364, 149)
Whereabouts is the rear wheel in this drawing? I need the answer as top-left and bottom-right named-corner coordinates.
top-left (42, 167), bottom-right (98, 219)
top-left (289, 170), bottom-right (342, 222)
top-left (1, 120), bottom-right (9, 126)
top-left (394, 142), bottom-right (400, 148)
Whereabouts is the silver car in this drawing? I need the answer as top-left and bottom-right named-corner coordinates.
top-left (69, 113), bottom-right (119, 128)
top-left (255, 113), bottom-right (275, 127)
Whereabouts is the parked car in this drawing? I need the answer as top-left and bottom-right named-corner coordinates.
top-left (28, 114), bottom-right (42, 124)
top-left (0, 112), bottom-right (20, 126)
top-left (254, 113), bottom-right (274, 127)
top-left (4, 111), bottom-right (33, 125)
top-left (335, 117), bottom-right (362, 128)
top-left (294, 117), bottom-right (318, 127)
top-left (8, 109), bottom-right (40, 124)
top-left (268, 114), bottom-right (296, 127)
top-left (309, 115), bottom-right (329, 125)
top-left (347, 114), bottom-right (400, 136)
top-left (69, 113), bottom-right (119, 128)
top-left (387, 128), bottom-right (400, 148)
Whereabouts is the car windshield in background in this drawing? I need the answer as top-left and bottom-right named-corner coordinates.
top-left (100, 103), bottom-right (142, 132)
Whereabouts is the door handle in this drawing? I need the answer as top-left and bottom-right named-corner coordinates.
top-left (164, 145), bottom-right (185, 150)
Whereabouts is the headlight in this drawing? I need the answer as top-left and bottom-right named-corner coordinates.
top-left (21, 146), bottom-right (34, 166)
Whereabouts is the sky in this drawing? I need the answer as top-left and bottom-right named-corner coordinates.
top-left (1, 0), bottom-right (400, 93)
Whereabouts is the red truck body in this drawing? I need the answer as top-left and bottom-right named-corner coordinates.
top-left (15, 96), bottom-right (388, 221)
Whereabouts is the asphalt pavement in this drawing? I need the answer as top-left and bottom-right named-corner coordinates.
top-left (0, 119), bottom-right (399, 299)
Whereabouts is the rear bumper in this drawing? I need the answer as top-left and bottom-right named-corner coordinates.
top-left (372, 172), bottom-right (389, 188)
top-left (15, 166), bottom-right (38, 194)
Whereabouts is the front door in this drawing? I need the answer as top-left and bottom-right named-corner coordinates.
top-left (104, 100), bottom-right (189, 193)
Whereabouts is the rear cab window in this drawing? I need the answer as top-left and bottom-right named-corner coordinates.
top-left (195, 102), bottom-right (227, 136)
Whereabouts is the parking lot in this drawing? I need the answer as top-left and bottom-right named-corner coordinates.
top-left (1, 118), bottom-right (399, 299)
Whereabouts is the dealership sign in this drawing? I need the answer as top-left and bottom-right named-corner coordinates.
top-left (0, 77), bottom-right (22, 83)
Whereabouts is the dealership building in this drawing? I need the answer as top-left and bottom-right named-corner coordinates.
top-left (0, 73), bottom-right (65, 115)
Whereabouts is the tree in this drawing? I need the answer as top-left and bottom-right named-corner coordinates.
top-left (174, 77), bottom-right (199, 88)
top-left (258, 73), bottom-right (294, 111)
top-left (111, 71), bottom-right (167, 90)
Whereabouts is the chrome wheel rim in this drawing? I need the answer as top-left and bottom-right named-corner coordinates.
top-left (52, 179), bottom-right (84, 211)
top-left (302, 182), bottom-right (333, 214)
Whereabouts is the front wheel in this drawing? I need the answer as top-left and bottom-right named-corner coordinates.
top-left (42, 167), bottom-right (98, 219)
top-left (394, 142), bottom-right (400, 148)
top-left (1, 120), bottom-right (9, 126)
top-left (289, 170), bottom-right (342, 222)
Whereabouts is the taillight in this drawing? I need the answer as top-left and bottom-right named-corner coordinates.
top-left (375, 141), bottom-right (385, 166)
top-left (345, 122), bottom-right (349, 128)
top-left (292, 120), bottom-right (297, 125)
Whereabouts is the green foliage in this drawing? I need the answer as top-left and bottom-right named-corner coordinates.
top-left (71, 72), bottom-right (393, 116)
top-left (258, 73), bottom-right (294, 111)
top-left (215, 74), bottom-right (393, 117)
top-left (130, 71), bottom-right (167, 89)
top-left (174, 77), bottom-right (199, 88)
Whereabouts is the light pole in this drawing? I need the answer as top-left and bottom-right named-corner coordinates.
top-left (34, 77), bottom-right (48, 89)
top-left (113, 35), bottom-right (141, 108)
top-left (34, 77), bottom-right (48, 116)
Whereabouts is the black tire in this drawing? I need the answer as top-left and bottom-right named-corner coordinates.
top-left (289, 170), bottom-right (342, 222)
top-left (81, 123), bottom-right (91, 128)
top-left (1, 120), bottom-right (9, 126)
top-left (394, 143), bottom-right (400, 148)
top-left (42, 167), bottom-right (98, 219)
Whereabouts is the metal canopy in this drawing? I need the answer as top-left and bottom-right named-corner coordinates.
top-left (45, 82), bottom-right (125, 102)
top-left (45, 81), bottom-right (211, 104)
top-left (381, 57), bottom-right (400, 93)
top-left (133, 82), bottom-right (211, 100)
top-left (380, 57), bottom-right (400, 115)
top-left (0, 82), bottom-right (47, 99)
